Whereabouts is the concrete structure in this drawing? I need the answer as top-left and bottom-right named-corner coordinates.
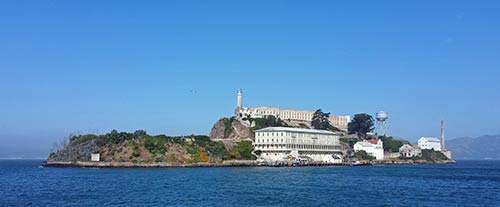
top-left (354, 139), bottom-right (384, 160)
top-left (399, 144), bottom-right (422, 158)
top-left (440, 120), bottom-right (452, 159)
top-left (235, 89), bottom-right (350, 131)
top-left (414, 145), bottom-right (422, 157)
top-left (384, 151), bottom-right (400, 159)
top-left (418, 137), bottom-right (441, 151)
top-left (253, 127), bottom-right (342, 163)
top-left (91, 153), bottom-right (100, 162)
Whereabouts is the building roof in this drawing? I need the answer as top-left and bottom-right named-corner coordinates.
top-left (419, 137), bottom-right (440, 142)
top-left (255, 127), bottom-right (341, 135)
top-left (356, 141), bottom-right (375, 147)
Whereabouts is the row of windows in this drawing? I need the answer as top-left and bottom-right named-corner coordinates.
top-left (263, 152), bottom-right (339, 157)
top-left (256, 132), bottom-right (335, 139)
top-left (255, 144), bottom-right (340, 150)
top-left (256, 138), bottom-right (335, 145)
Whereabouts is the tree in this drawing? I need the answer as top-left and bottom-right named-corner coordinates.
top-left (348, 113), bottom-right (374, 139)
top-left (311, 109), bottom-right (334, 131)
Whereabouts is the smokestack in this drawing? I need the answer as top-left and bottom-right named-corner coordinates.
top-left (441, 120), bottom-right (445, 151)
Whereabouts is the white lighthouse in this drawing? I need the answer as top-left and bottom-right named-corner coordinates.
top-left (237, 88), bottom-right (243, 108)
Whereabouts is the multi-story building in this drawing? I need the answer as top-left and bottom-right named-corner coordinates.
top-left (418, 137), bottom-right (441, 151)
top-left (353, 139), bottom-right (384, 160)
top-left (235, 89), bottom-right (350, 131)
top-left (253, 127), bottom-right (342, 163)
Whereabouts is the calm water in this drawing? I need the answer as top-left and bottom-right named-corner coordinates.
top-left (1, 160), bottom-right (499, 206)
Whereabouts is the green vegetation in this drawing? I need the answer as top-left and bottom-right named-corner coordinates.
top-left (144, 136), bottom-right (168, 155)
top-left (311, 109), bottom-right (338, 131)
top-left (57, 130), bottom-right (240, 163)
top-left (348, 113), bottom-right (374, 139)
top-left (223, 117), bottom-right (236, 138)
top-left (339, 137), bottom-right (349, 144)
top-left (355, 150), bottom-right (375, 161)
top-left (379, 136), bottom-right (407, 152)
top-left (71, 134), bottom-right (98, 145)
top-left (227, 141), bottom-right (255, 160)
top-left (248, 115), bottom-right (288, 131)
top-left (421, 149), bottom-right (449, 161)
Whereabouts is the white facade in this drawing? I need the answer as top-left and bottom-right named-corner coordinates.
top-left (235, 90), bottom-right (350, 131)
top-left (418, 137), bottom-right (441, 151)
top-left (253, 127), bottom-right (342, 163)
top-left (353, 139), bottom-right (384, 160)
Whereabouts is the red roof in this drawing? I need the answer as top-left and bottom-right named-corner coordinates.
top-left (367, 139), bottom-right (379, 144)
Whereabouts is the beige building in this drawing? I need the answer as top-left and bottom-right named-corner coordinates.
top-left (253, 127), bottom-right (343, 163)
top-left (235, 89), bottom-right (350, 131)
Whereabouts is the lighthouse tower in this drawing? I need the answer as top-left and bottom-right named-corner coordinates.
top-left (237, 89), bottom-right (242, 108)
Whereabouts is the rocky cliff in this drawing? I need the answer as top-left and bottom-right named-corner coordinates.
top-left (209, 117), bottom-right (251, 140)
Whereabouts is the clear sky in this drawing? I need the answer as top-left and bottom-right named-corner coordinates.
top-left (1, 1), bottom-right (499, 158)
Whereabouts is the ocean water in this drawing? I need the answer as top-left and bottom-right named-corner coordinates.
top-left (1, 160), bottom-right (499, 207)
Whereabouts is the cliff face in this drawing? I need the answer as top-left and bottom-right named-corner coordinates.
top-left (209, 117), bottom-right (251, 140)
top-left (48, 138), bottom-right (101, 162)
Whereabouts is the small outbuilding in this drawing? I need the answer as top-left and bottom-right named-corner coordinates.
top-left (399, 144), bottom-right (422, 158)
top-left (91, 153), bottom-right (100, 162)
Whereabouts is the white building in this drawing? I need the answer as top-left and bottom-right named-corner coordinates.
top-left (353, 139), bottom-right (384, 160)
top-left (418, 137), bottom-right (441, 151)
top-left (253, 127), bottom-right (343, 163)
top-left (91, 153), bottom-right (100, 162)
top-left (235, 89), bottom-right (350, 131)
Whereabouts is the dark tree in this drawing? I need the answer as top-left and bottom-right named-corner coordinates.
top-left (264, 115), bottom-right (287, 127)
top-left (311, 109), bottom-right (334, 130)
top-left (348, 113), bottom-right (374, 139)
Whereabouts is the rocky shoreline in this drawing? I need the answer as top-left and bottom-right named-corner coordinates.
top-left (42, 159), bottom-right (455, 168)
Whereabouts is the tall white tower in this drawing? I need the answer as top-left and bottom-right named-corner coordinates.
top-left (237, 89), bottom-right (242, 108)
top-left (441, 120), bottom-right (445, 151)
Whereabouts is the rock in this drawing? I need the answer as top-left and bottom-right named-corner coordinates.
top-left (48, 139), bottom-right (101, 162)
top-left (209, 118), bottom-right (226, 139)
top-left (209, 117), bottom-right (251, 140)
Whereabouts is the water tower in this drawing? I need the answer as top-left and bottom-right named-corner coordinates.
top-left (376, 111), bottom-right (389, 136)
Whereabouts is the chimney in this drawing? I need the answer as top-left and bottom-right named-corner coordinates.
top-left (441, 120), bottom-right (445, 151)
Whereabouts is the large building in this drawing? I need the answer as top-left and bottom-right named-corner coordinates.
top-left (253, 127), bottom-right (343, 163)
top-left (353, 139), bottom-right (384, 160)
top-left (235, 89), bottom-right (350, 131)
top-left (418, 137), bottom-right (441, 151)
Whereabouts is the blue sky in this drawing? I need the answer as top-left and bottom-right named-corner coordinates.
top-left (1, 1), bottom-right (499, 158)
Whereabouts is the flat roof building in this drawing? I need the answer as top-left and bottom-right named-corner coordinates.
top-left (253, 127), bottom-right (342, 163)
top-left (418, 137), bottom-right (441, 151)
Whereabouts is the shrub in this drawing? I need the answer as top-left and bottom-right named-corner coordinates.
top-left (144, 136), bottom-right (168, 155)
top-left (132, 151), bottom-right (141, 157)
top-left (228, 141), bottom-right (255, 160)
top-left (355, 150), bottom-right (375, 161)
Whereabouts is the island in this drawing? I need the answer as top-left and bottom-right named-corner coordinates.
top-left (43, 89), bottom-right (454, 168)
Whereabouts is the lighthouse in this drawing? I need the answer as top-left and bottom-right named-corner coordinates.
top-left (237, 89), bottom-right (242, 108)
